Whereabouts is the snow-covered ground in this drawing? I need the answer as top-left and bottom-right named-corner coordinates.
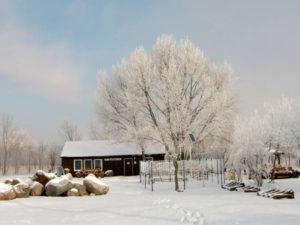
top-left (0, 175), bottom-right (300, 225)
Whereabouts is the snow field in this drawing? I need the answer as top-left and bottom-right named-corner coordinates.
top-left (0, 176), bottom-right (299, 225)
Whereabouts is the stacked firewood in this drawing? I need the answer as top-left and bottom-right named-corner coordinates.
top-left (257, 189), bottom-right (295, 199)
top-left (75, 168), bottom-right (105, 178)
top-left (222, 181), bottom-right (295, 199)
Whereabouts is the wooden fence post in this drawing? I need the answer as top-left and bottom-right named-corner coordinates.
top-left (220, 158), bottom-right (223, 185)
top-left (151, 161), bottom-right (153, 192)
top-left (211, 158), bottom-right (213, 183)
top-left (183, 160), bottom-right (186, 190)
top-left (144, 162), bottom-right (147, 189)
top-left (222, 156), bottom-right (225, 185)
top-left (148, 160), bottom-right (151, 185)
top-left (169, 160), bottom-right (171, 182)
top-left (139, 161), bottom-right (142, 183)
top-left (217, 158), bottom-right (220, 185)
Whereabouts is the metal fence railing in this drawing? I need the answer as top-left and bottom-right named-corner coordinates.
top-left (140, 158), bottom-right (225, 191)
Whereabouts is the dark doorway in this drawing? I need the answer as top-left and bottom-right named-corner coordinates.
top-left (124, 158), bottom-right (133, 176)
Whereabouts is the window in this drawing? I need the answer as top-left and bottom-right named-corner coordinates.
top-left (74, 160), bottom-right (82, 171)
top-left (94, 159), bottom-right (103, 169)
top-left (84, 159), bottom-right (92, 169)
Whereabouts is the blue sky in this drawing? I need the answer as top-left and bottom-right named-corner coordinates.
top-left (1, 0), bottom-right (300, 141)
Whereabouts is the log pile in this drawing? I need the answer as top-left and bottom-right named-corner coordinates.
top-left (75, 169), bottom-right (105, 178)
top-left (257, 188), bottom-right (295, 199)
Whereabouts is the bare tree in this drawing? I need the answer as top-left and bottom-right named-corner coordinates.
top-left (60, 120), bottom-right (81, 142)
top-left (11, 131), bottom-right (30, 174)
top-left (26, 147), bottom-right (35, 174)
top-left (0, 114), bottom-right (17, 174)
top-left (48, 143), bottom-right (61, 172)
top-left (37, 141), bottom-right (47, 170)
top-left (0, 113), bottom-right (64, 175)
top-left (97, 35), bottom-right (235, 190)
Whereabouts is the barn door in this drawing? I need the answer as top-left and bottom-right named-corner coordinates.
top-left (124, 158), bottom-right (133, 176)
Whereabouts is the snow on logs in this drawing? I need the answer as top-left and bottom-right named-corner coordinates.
top-left (0, 170), bottom-right (109, 200)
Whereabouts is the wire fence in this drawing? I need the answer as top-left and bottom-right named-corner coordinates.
top-left (140, 155), bottom-right (225, 191)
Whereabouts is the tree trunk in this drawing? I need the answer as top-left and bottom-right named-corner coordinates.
top-left (3, 149), bottom-right (7, 175)
top-left (141, 147), bottom-right (145, 161)
top-left (14, 164), bottom-right (17, 175)
top-left (255, 173), bottom-right (263, 187)
top-left (173, 159), bottom-right (180, 191)
top-left (28, 154), bottom-right (31, 174)
top-left (50, 164), bottom-right (54, 172)
top-left (236, 168), bottom-right (242, 181)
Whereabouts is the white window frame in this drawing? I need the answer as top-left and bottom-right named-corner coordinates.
top-left (94, 159), bottom-right (103, 169)
top-left (73, 159), bottom-right (82, 171)
top-left (84, 159), bottom-right (93, 169)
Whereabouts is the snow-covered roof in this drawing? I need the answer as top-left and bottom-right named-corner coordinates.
top-left (60, 140), bottom-right (165, 157)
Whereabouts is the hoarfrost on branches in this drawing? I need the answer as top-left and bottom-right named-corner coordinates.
top-left (229, 96), bottom-right (300, 185)
top-left (60, 119), bottom-right (81, 142)
top-left (96, 35), bottom-right (235, 190)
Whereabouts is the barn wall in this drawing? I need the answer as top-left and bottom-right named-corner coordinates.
top-left (61, 154), bottom-right (165, 176)
top-left (61, 157), bottom-right (74, 174)
top-left (103, 157), bottom-right (124, 176)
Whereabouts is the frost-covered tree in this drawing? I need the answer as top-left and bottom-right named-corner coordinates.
top-left (10, 130), bottom-right (31, 174)
top-left (0, 113), bottom-right (34, 175)
top-left (264, 97), bottom-right (300, 161)
top-left (0, 113), bottom-right (64, 175)
top-left (37, 141), bottom-right (46, 170)
top-left (230, 113), bottom-right (268, 186)
top-left (230, 97), bottom-right (300, 186)
top-left (0, 113), bottom-right (19, 174)
top-left (89, 119), bottom-right (103, 140)
top-left (96, 70), bottom-right (150, 160)
top-left (48, 143), bottom-right (61, 172)
top-left (60, 120), bottom-right (81, 142)
top-left (96, 35), bottom-right (235, 191)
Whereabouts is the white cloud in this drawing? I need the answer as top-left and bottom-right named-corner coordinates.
top-left (0, 10), bottom-right (82, 103)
